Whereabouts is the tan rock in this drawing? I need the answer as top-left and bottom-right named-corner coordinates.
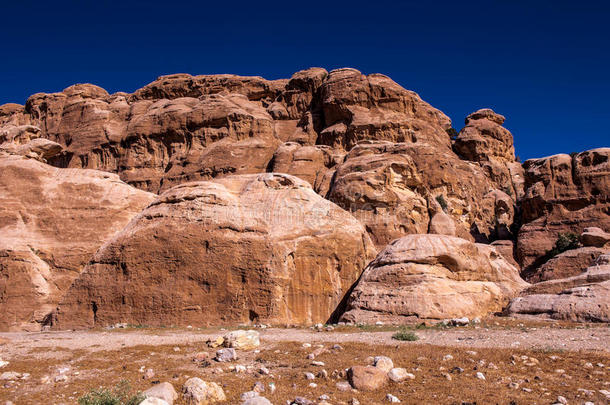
top-left (340, 234), bottom-right (528, 323)
top-left (524, 246), bottom-right (605, 283)
top-left (0, 154), bottom-right (154, 331)
top-left (182, 378), bottom-right (226, 405)
top-left (506, 254), bottom-right (610, 322)
top-left (144, 382), bottom-right (178, 405)
top-left (52, 173), bottom-right (376, 329)
top-left (347, 365), bottom-right (388, 391)
top-left (581, 227), bottom-right (610, 248)
top-left (223, 330), bottom-right (260, 350)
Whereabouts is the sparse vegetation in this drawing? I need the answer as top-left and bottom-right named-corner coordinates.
top-left (545, 232), bottom-right (580, 260)
top-left (78, 380), bottom-right (144, 405)
top-left (392, 328), bottom-right (419, 341)
top-left (435, 194), bottom-right (449, 213)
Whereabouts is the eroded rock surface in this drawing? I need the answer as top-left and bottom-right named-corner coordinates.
top-left (517, 149), bottom-right (610, 272)
top-left (340, 234), bottom-right (528, 323)
top-left (52, 173), bottom-right (376, 329)
top-left (506, 254), bottom-right (610, 322)
top-left (0, 154), bottom-right (154, 331)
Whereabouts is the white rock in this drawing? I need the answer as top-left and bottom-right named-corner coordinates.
top-left (476, 372), bottom-right (485, 380)
top-left (0, 361), bottom-right (8, 369)
top-left (242, 397), bottom-right (272, 405)
top-left (374, 356), bottom-right (394, 372)
top-left (144, 382), bottom-right (178, 405)
top-left (182, 377), bottom-right (226, 404)
top-left (386, 394), bottom-right (401, 403)
top-left (140, 399), bottom-right (170, 405)
top-left (304, 372), bottom-right (315, 380)
top-left (223, 330), bottom-right (260, 350)
top-left (556, 396), bottom-right (567, 404)
top-left (443, 354), bottom-right (453, 361)
top-left (388, 368), bottom-right (413, 382)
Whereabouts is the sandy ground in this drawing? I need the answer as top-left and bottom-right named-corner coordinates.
top-left (1, 321), bottom-right (609, 404)
top-left (2, 323), bottom-right (610, 357)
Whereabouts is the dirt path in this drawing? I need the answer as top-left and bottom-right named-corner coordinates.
top-left (1, 324), bottom-right (609, 358)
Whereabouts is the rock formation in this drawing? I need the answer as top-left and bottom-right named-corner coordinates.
top-left (52, 173), bottom-right (376, 329)
top-left (517, 149), bottom-right (610, 273)
top-left (0, 154), bottom-right (154, 331)
top-left (0, 67), bottom-right (607, 329)
top-left (506, 254), bottom-right (610, 322)
top-left (340, 234), bottom-right (528, 323)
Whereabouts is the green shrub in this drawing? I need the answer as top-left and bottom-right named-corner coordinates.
top-left (78, 380), bottom-right (144, 405)
top-left (545, 232), bottom-right (580, 260)
top-left (435, 195), bottom-right (448, 213)
top-left (392, 329), bottom-right (419, 341)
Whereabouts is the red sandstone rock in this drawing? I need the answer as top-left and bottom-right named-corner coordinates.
top-left (52, 173), bottom-right (376, 329)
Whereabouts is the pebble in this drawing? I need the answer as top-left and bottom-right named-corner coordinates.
top-left (259, 366), bottom-right (270, 375)
top-left (350, 399), bottom-right (360, 405)
top-left (54, 375), bottom-right (68, 383)
top-left (241, 391), bottom-right (259, 401)
top-left (308, 382), bottom-right (317, 388)
top-left (304, 372), bottom-right (315, 380)
top-left (215, 348), bottom-right (237, 362)
top-left (443, 354), bottom-right (453, 361)
top-left (556, 396), bottom-right (567, 404)
top-left (268, 382), bottom-right (276, 394)
top-left (291, 397), bottom-right (313, 405)
top-left (311, 361), bottom-right (325, 366)
top-left (0, 360), bottom-right (8, 369)
top-left (336, 381), bottom-right (352, 392)
top-left (476, 372), bottom-right (485, 380)
top-left (386, 393), bottom-right (401, 402)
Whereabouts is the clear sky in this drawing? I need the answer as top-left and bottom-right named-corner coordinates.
top-left (1, 0), bottom-right (608, 160)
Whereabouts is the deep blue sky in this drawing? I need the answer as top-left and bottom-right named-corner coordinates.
top-left (2, 1), bottom-right (608, 160)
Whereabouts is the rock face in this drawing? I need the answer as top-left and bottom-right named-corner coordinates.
top-left (340, 234), bottom-right (528, 323)
top-left (526, 246), bottom-right (606, 283)
top-left (506, 254), bottom-right (610, 322)
top-left (52, 173), bottom-right (376, 329)
top-left (0, 69), bottom-right (526, 247)
top-left (0, 154), bottom-right (154, 331)
top-left (517, 149), bottom-right (610, 272)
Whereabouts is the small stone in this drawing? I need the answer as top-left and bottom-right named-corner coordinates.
top-left (387, 368), bottom-right (412, 382)
top-left (522, 388), bottom-right (532, 393)
top-left (373, 356), bottom-right (394, 372)
top-left (206, 336), bottom-right (224, 348)
top-left (443, 373), bottom-right (452, 381)
top-left (311, 361), bottom-right (325, 366)
top-left (304, 372), bottom-right (315, 380)
top-left (336, 381), bottom-right (352, 392)
top-left (54, 374), bottom-right (68, 383)
top-left (144, 382), bottom-right (178, 404)
top-left (258, 366), bottom-right (270, 375)
top-left (350, 399), bottom-right (360, 405)
top-left (253, 381), bottom-right (265, 393)
top-left (308, 382), bottom-right (317, 388)
top-left (243, 397), bottom-right (272, 405)
top-left (0, 372), bottom-right (20, 380)
top-left (386, 393), bottom-right (401, 403)
top-left (240, 391), bottom-right (258, 401)
top-left (508, 382), bottom-right (519, 389)
top-left (556, 396), bottom-right (567, 404)
top-left (0, 361), bottom-right (8, 369)
top-left (451, 317), bottom-right (469, 326)
top-left (268, 382), bottom-right (276, 394)
top-left (318, 369), bottom-right (328, 379)
top-left (182, 378), bottom-right (226, 404)
top-left (223, 330), bottom-right (260, 350)
top-left (348, 365), bottom-right (389, 391)
top-left (173, 347), bottom-right (180, 352)
top-left (234, 365), bottom-right (246, 373)
top-left (144, 368), bottom-right (155, 379)
top-left (443, 354), bottom-right (453, 361)
top-left (215, 348), bottom-right (237, 362)
top-left (476, 372), bottom-right (485, 380)
top-left (291, 397), bottom-right (313, 405)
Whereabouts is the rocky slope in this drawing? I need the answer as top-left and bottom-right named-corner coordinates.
top-left (0, 67), bottom-right (608, 330)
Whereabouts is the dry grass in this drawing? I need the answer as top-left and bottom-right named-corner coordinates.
top-left (1, 337), bottom-right (608, 404)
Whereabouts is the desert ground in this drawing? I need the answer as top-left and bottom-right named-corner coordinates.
top-left (1, 318), bottom-right (609, 405)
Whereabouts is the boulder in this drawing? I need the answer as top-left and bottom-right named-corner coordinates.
top-left (0, 154), bottom-right (154, 331)
top-left (525, 246), bottom-right (606, 283)
top-left (373, 356), bottom-right (394, 373)
top-left (347, 365), bottom-right (388, 391)
top-left (581, 227), bottom-right (610, 248)
top-left (506, 254), bottom-right (610, 322)
top-left (144, 382), bottom-right (178, 404)
top-left (140, 399), bottom-right (169, 405)
top-left (223, 330), bottom-right (260, 350)
top-left (182, 378), bottom-right (226, 405)
top-left (52, 173), bottom-right (376, 329)
top-left (340, 234), bottom-right (528, 323)
top-left (517, 149), bottom-right (610, 272)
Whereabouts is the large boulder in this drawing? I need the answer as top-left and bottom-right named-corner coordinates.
top-left (506, 254), bottom-right (610, 322)
top-left (0, 154), bottom-right (154, 331)
top-left (52, 173), bottom-right (376, 329)
top-left (340, 234), bottom-right (528, 323)
top-left (517, 149), bottom-right (610, 272)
